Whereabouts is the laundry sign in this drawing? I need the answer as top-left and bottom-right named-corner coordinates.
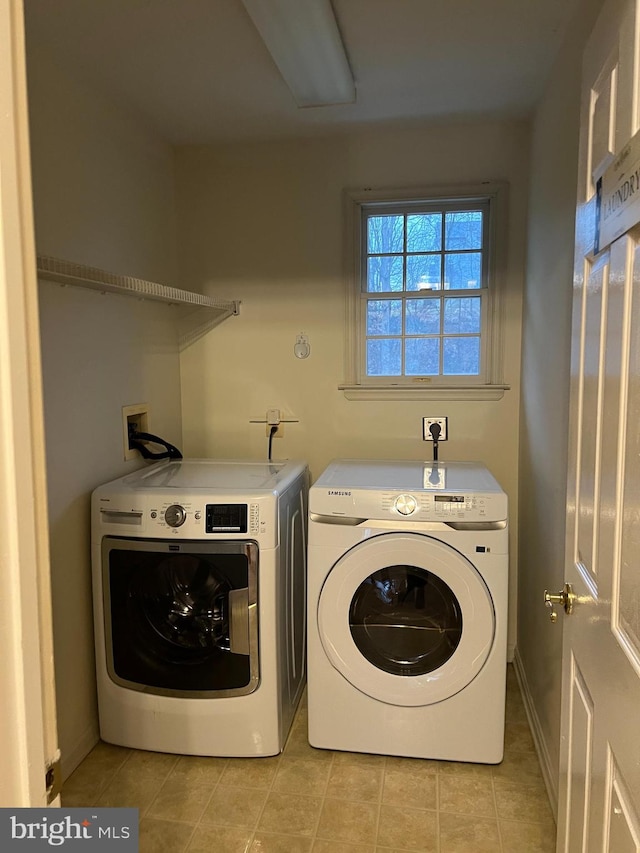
top-left (595, 127), bottom-right (640, 253)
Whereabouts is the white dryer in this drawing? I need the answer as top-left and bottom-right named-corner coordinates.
top-left (307, 459), bottom-right (508, 764)
top-left (91, 458), bottom-right (308, 757)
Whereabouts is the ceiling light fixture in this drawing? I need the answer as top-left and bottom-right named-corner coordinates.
top-left (240, 0), bottom-right (355, 108)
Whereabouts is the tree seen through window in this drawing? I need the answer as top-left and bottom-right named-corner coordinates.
top-left (363, 207), bottom-right (486, 378)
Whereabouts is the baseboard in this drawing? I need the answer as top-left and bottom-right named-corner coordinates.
top-left (60, 721), bottom-right (100, 782)
top-left (512, 648), bottom-right (558, 819)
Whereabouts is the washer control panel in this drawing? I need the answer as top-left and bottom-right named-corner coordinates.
top-left (309, 462), bottom-right (508, 523)
top-left (393, 494), bottom-right (419, 516)
top-left (165, 504), bottom-right (187, 527)
top-left (379, 491), bottom-right (505, 522)
top-left (98, 497), bottom-right (270, 539)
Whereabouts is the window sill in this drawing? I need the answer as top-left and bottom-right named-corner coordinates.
top-left (338, 384), bottom-right (510, 401)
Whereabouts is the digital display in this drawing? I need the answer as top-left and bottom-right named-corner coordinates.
top-left (434, 495), bottom-right (465, 503)
top-left (205, 503), bottom-right (248, 533)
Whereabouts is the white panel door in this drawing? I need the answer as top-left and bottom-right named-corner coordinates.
top-left (557, 0), bottom-right (640, 848)
top-left (0, 0), bottom-right (59, 806)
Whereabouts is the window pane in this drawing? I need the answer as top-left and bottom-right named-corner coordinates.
top-left (444, 297), bottom-right (481, 334)
top-left (407, 214), bottom-right (442, 252)
top-left (443, 337), bottom-right (480, 375)
top-left (368, 215), bottom-right (404, 254)
top-left (406, 299), bottom-right (440, 335)
top-left (367, 256), bottom-right (403, 292)
top-left (445, 211), bottom-right (483, 250)
top-left (367, 300), bottom-right (402, 336)
top-left (405, 338), bottom-right (440, 375)
top-left (407, 254), bottom-right (441, 291)
top-left (444, 253), bottom-right (481, 290)
top-left (367, 338), bottom-right (402, 376)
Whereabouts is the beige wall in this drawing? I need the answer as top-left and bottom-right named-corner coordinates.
top-left (176, 121), bottom-right (529, 654)
top-left (517, 0), bottom-right (605, 812)
top-left (26, 44), bottom-right (183, 776)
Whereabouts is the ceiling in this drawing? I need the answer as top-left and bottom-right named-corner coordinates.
top-left (23, 0), bottom-right (581, 145)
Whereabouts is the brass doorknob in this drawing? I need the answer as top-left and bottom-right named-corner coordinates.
top-left (544, 583), bottom-right (575, 623)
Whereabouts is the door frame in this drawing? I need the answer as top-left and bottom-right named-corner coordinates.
top-left (0, 0), bottom-right (59, 806)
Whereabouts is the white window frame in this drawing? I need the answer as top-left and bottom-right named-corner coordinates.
top-left (340, 183), bottom-right (510, 401)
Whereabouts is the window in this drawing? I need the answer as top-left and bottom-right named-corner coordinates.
top-left (341, 185), bottom-right (509, 400)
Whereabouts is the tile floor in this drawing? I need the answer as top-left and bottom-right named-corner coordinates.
top-left (62, 666), bottom-right (556, 852)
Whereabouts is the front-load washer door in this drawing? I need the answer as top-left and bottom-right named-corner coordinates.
top-left (317, 532), bottom-right (495, 706)
top-left (103, 537), bottom-right (259, 698)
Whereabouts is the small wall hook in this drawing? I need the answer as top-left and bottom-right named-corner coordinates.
top-left (294, 333), bottom-right (310, 359)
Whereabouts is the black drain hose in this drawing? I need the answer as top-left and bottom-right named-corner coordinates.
top-left (129, 430), bottom-right (183, 460)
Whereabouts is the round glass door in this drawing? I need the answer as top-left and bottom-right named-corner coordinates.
top-left (318, 532), bottom-right (495, 706)
top-left (131, 554), bottom-right (232, 660)
top-left (103, 538), bottom-right (259, 697)
top-left (349, 565), bottom-right (463, 676)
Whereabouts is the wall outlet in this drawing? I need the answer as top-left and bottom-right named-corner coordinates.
top-left (266, 408), bottom-right (282, 436)
top-left (266, 422), bottom-right (284, 437)
top-left (123, 403), bottom-right (150, 460)
top-left (423, 417), bottom-right (448, 441)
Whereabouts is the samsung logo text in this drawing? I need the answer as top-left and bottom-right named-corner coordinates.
top-left (328, 490), bottom-right (352, 496)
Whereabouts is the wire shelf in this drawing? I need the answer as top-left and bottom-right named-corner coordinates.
top-left (36, 255), bottom-right (240, 349)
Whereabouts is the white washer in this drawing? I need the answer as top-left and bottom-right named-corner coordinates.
top-left (91, 458), bottom-right (308, 757)
top-left (307, 459), bottom-right (508, 763)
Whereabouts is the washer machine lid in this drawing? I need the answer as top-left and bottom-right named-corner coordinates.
top-left (122, 459), bottom-right (303, 491)
top-left (318, 532), bottom-right (495, 706)
top-left (314, 459), bottom-right (503, 494)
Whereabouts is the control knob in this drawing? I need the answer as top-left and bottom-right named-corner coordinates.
top-left (165, 504), bottom-right (186, 527)
top-left (394, 494), bottom-right (418, 516)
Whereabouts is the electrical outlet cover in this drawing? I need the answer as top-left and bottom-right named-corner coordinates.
top-left (423, 417), bottom-right (448, 441)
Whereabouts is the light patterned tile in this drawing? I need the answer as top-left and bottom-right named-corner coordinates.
top-left (284, 724), bottom-right (334, 762)
top-left (97, 772), bottom-right (164, 814)
top-left (200, 786), bottom-right (268, 829)
top-left (62, 741), bottom-right (131, 801)
top-left (437, 759), bottom-right (493, 778)
top-left (312, 841), bottom-right (375, 852)
top-left (169, 755), bottom-right (228, 786)
top-left (326, 761), bottom-right (383, 803)
top-left (257, 792), bottom-right (323, 837)
top-left (187, 824), bottom-right (252, 853)
top-left (439, 813), bottom-right (501, 853)
top-left (438, 774), bottom-right (496, 818)
top-left (505, 690), bottom-right (528, 724)
top-left (122, 749), bottom-right (179, 779)
top-left (506, 664), bottom-right (519, 692)
top-left (385, 756), bottom-right (438, 776)
top-left (293, 704), bottom-right (309, 730)
top-left (221, 757), bottom-right (281, 789)
top-left (61, 791), bottom-right (97, 808)
top-left (273, 757), bottom-right (331, 797)
top-left (491, 750), bottom-right (543, 785)
top-left (316, 799), bottom-right (378, 845)
top-left (499, 818), bottom-right (557, 853)
top-left (331, 751), bottom-right (386, 769)
top-left (139, 818), bottom-right (194, 853)
top-left (376, 805), bottom-right (437, 851)
top-left (382, 764), bottom-right (437, 810)
top-left (147, 779), bottom-right (212, 823)
top-left (494, 780), bottom-right (553, 823)
top-left (504, 721), bottom-right (536, 754)
top-left (250, 832), bottom-right (313, 852)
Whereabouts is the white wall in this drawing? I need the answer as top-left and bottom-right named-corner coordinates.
top-left (176, 121), bottom-right (529, 654)
top-left (517, 0), bottom-right (605, 812)
top-left (26, 45), bottom-right (182, 776)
